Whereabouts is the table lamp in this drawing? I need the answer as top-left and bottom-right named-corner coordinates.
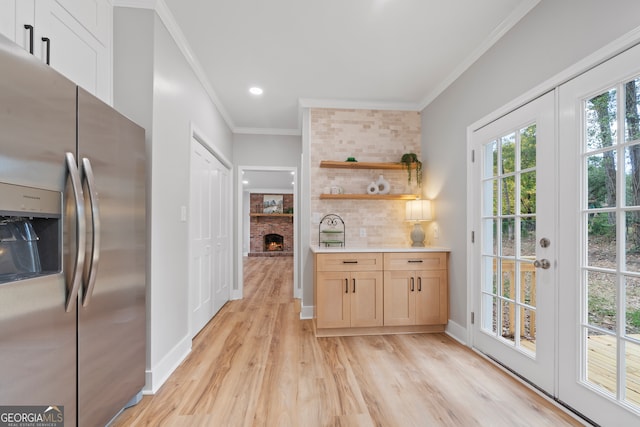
top-left (405, 199), bottom-right (433, 247)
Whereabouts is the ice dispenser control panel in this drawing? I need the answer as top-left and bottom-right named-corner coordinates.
top-left (0, 182), bottom-right (61, 283)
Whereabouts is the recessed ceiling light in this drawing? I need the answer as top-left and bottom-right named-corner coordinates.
top-left (249, 87), bottom-right (263, 95)
top-left (242, 180), bottom-right (249, 185)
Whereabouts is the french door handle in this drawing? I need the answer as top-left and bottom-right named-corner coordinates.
top-left (81, 158), bottom-right (101, 307)
top-left (534, 259), bottom-right (551, 269)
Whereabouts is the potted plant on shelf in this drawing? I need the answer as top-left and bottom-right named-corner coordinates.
top-left (400, 153), bottom-right (422, 188)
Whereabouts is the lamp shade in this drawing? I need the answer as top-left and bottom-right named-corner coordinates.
top-left (405, 199), bottom-right (433, 221)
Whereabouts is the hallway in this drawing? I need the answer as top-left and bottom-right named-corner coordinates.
top-left (112, 257), bottom-right (583, 426)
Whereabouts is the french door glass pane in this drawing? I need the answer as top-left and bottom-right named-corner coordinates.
top-left (501, 218), bottom-right (515, 257)
top-left (521, 217), bottom-right (536, 257)
top-left (587, 213), bottom-right (616, 268)
top-left (625, 211), bottom-right (640, 271)
top-left (625, 276), bottom-right (640, 336)
top-left (520, 124), bottom-right (537, 169)
top-left (501, 133), bottom-right (516, 174)
top-left (624, 145), bottom-right (640, 207)
top-left (484, 140), bottom-right (498, 177)
top-left (625, 78), bottom-right (640, 143)
top-left (501, 176), bottom-right (515, 215)
top-left (586, 328), bottom-right (617, 396)
top-left (625, 341), bottom-right (640, 407)
top-left (587, 150), bottom-right (617, 208)
top-left (586, 88), bottom-right (617, 151)
top-left (587, 270), bottom-right (617, 332)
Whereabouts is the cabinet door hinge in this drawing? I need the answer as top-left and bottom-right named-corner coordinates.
top-left (471, 231), bottom-right (475, 243)
top-left (471, 312), bottom-right (475, 324)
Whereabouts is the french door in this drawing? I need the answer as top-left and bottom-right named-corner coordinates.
top-left (558, 43), bottom-right (640, 426)
top-left (470, 91), bottom-right (556, 394)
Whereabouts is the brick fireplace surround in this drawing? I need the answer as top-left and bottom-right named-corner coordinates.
top-left (249, 193), bottom-right (294, 257)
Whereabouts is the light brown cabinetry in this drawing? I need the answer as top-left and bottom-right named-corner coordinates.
top-left (315, 253), bottom-right (383, 329)
top-left (383, 252), bottom-right (448, 326)
top-left (314, 250), bottom-right (448, 337)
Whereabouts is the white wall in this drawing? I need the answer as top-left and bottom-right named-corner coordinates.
top-left (421, 0), bottom-right (640, 342)
top-left (113, 7), bottom-right (233, 393)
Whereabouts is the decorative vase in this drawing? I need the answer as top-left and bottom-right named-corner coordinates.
top-left (367, 181), bottom-right (378, 195)
top-left (376, 175), bottom-right (390, 194)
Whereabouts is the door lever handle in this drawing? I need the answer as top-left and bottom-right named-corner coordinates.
top-left (534, 259), bottom-right (551, 269)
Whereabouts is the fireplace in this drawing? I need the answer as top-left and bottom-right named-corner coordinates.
top-left (264, 234), bottom-right (284, 252)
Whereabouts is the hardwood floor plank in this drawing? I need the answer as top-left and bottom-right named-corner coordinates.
top-left (112, 257), bottom-right (585, 427)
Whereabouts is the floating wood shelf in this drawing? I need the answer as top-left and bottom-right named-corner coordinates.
top-left (250, 213), bottom-right (293, 222)
top-left (319, 161), bottom-right (417, 170)
top-left (319, 194), bottom-right (418, 200)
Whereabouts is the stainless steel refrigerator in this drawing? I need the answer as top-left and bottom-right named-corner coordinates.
top-left (0, 33), bottom-right (146, 426)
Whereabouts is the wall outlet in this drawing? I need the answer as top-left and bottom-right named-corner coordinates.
top-left (433, 225), bottom-right (439, 239)
top-left (360, 228), bottom-right (367, 237)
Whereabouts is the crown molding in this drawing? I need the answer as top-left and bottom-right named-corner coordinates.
top-left (234, 127), bottom-right (301, 136)
top-left (417, 0), bottom-right (541, 111)
top-left (298, 98), bottom-right (420, 112)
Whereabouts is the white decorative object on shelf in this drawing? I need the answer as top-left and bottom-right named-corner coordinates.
top-left (367, 181), bottom-right (379, 194)
top-left (376, 175), bottom-right (390, 194)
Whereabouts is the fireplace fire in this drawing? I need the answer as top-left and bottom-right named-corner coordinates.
top-left (264, 233), bottom-right (284, 252)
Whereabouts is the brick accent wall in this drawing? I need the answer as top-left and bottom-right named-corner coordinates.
top-left (250, 193), bottom-right (294, 255)
top-left (310, 108), bottom-right (422, 247)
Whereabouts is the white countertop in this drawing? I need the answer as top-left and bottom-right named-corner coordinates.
top-left (310, 245), bottom-right (450, 253)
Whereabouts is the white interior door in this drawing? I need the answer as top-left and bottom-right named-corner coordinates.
top-left (190, 140), bottom-right (214, 336)
top-left (558, 43), bottom-right (640, 426)
top-left (212, 161), bottom-right (231, 314)
top-left (470, 91), bottom-right (556, 394)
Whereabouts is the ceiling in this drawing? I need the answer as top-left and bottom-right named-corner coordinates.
top-left (161, 0), bottom-right (539, 135)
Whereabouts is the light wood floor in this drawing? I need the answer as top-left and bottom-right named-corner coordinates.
top-left (111, 257), bottom-right (585, 427)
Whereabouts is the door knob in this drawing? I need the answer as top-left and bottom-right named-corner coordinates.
top-left (534, 259), bottom-right (551, 269)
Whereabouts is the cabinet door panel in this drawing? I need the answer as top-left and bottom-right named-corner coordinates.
top-left (383, 270), bottom-right (415, 326)
top-left (0, 1), bottom-right (17, 42)
top-left (316, 271), bottom-right (350, 328)
top-left (415, 271), bottom-right (448, 325)
top-left (350, 271), bottom-right (383, 327)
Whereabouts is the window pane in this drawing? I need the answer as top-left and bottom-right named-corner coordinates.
top-left (586, 328), bottom-right (617, 396)
top-left (520, 124), bottom-right (536, 170)
top-left (521, 171), bottom-right (536, 214)
top-left (586, 88), bottom-right (617, 151)
top-left (626, 275), bottom-right (640, 336)
top-left (501, 218), bottom-right (515, 256)
top-left (483, 179), bottom-right (497, 216)
top-left (625, 145), bottom-right (640, 207)
top-left (501, 176), bottom-right (515, 215)
top-left (521, 217), bottom-right (536, 257)
top-left (501, 261), bottom-right (515, 300)
top-left (501, 133), bottom-right (516, 174)
top-left (482, 294), bottom-right (497, 334)
top-left (520, 306), bottom-right (536, 355)
top-left (484, 140), bottom-right (498, 178)
top-left (482, 219), bottom-right (497, 255)
top-left (587, 271), bottom-right (617, 332)
top-left (587, 151), bottom-right (617, 208)
top-left (587, 213), bottom-right (616, 268)
top-left (624, 341), bottom-right (640, 407)
top-left (502, 299), bottom-right (515, 344)
top-left (482, 256), bottom-right (497, 294)
top-left (520, 261), bottom-right (536, 308)
top-left (625, 77), bottom-right (640, 143)
top-left (625, 211), bottom-right (640, 271)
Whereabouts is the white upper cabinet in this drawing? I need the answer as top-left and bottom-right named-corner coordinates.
top-left (0, 0), bottom-right (112, 104)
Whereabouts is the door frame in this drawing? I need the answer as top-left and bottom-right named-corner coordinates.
top-left (236, 165), bottom-right (299, 300)
top-left (188, 122), bottom-right (232, 338)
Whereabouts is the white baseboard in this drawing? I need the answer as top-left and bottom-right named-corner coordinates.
top-left (300, 304), bottom-right (314, 320)
top-left (445, 319), bottom-right (467, 346)
top-left (231, 289), bottom-right (242, 300)
top-left (144, 334), bottom-right (191, 394)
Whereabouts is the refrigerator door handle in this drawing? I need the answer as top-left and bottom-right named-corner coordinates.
top-left (81, 157), bottom-right (100, 307)
top-left (65, 152), bottom-right (86, 312)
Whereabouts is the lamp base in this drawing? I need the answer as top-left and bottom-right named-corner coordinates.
top-left (410, 222), bottom-right (425, 247)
